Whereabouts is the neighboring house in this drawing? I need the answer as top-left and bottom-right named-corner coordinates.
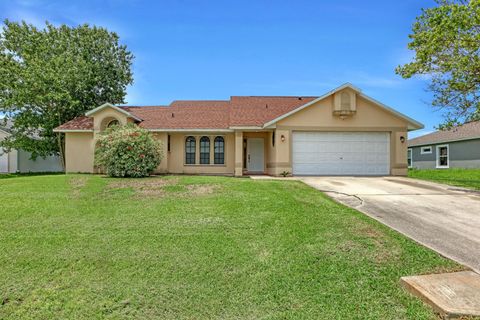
top-left (407, 120), bottom-right (480, 169)
top-left (54, 83), bottom-right (423, 176)
top-left (0, 120), bottom-right (63, 174)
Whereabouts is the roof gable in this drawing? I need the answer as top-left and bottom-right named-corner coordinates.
top-left (85, 103), bottom-right (142, 121)
top-left (263, 83), bottom-right (423, 130)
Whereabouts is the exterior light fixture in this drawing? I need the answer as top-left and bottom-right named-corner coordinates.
top-left (400, 136), bottom-right (405, 143)
top-left (281, 134), bottom-right (286, 142)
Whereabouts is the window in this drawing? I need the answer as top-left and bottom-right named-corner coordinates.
top-left (214, 136), bottom-right (225, 165)
top-left (272, 131), bottom-right (275, 147)
top-left (107, 119), bottom-right (120, 128)
top-left (421, 146), bottom-right (432, 154)
top-left (167, 135), bottom-right (171, 152)
top-left (407, 149), bottom-right (413, 168)
top-left (436, 145), bottom-right (449, 168)
top-left (200, 136), bottom-right (210, 164)
top-left (185, 136), bottom-right (196, 164)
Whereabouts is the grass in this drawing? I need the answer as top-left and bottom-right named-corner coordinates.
top-left (408, 168), bottom-right (480, 190)
top-left (0, 172), bottom-right (64, 179)
top-left (0, 174), bottom-right (462, 319)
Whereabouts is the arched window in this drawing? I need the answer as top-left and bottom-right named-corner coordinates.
top-left (200, 136), bottom-right (210, 164)
top-left (107, 119), bottom-right (120, 128)
top-left (185, 136), bottom-right (196, 164)
top-left (214, 136), bottom-right (225, 165)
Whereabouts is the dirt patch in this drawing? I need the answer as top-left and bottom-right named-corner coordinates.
top-left (69, 176), bottom-right (88, 198)
top-left (105, 178), bottom-right (219, 199)
top-left (105, 178), bottom-right (177, 198)
top-left (107, 178), bottom-right (177, 190)
top-left (185, 184), bottom-right (216, 196)
top-left (356, 225), bottom-right (401, 263)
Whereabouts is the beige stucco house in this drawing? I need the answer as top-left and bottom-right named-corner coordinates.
top-left (54, 83), bottom-right (423, 176)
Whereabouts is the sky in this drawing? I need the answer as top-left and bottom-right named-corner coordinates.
top-left (0, 0), bottom-right (442, 137)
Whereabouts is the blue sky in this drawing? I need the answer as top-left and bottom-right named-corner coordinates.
top-left (1, 0), bottom-right (441, 137)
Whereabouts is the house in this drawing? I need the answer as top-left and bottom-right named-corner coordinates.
top-left (407, 120), bottom-right (480, 169)
top-left (0, 120), bottom-right (63, 174)
top-left (54, 83), bottom-right (423, 176)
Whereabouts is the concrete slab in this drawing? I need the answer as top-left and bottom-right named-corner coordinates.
top-left (401, 271), bottom-right (480, 319)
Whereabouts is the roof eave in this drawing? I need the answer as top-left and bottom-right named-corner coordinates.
top-left (148, 128), bottom-right (234, 132)
top-left (408, 135), bottom-right (480, 147)
top-left (85, 103), bottom-right (143, 122)
top-left (53, 129), bottom-right (94, 133)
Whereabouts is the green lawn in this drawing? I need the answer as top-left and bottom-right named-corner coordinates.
top-left (0, 174), bottom-right (461, 319)
top-left (408, 168), bottom-right (480, 190)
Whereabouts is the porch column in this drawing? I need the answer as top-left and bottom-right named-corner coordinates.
top-left (234, 130), bottom-right (243, 176)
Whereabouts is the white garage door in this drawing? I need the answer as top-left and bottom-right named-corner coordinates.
top-left (292, 132), bottom-right (390, 175)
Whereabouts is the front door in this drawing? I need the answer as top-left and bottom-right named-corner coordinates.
top-left (247, 138), bottom-right (264, 173)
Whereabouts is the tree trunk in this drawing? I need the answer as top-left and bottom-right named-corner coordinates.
top-left (57, 132), bottom-right (65, 172)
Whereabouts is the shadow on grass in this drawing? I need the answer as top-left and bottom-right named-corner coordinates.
top-left (0, 172), bottom-right (65, 180)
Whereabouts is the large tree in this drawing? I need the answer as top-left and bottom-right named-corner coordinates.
top-left (396, 0), bottom-right (480, 127)
top-left (0, 20), bottom-right (133, 167)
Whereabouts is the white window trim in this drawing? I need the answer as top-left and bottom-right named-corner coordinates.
top-left (420, 146), bottom-right (432, 154)
top-left (407, 148), bottom-right (413, 168)
top-left (436, 144), bottom-right (449, 168)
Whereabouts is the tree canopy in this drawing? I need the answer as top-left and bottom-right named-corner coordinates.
top-left (396, 0), bottom-right (480, 127)
top-left (0, 20), bottom-right (133, 165)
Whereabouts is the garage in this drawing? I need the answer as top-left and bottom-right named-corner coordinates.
top-left (292, 132), bottom-right (390, 175)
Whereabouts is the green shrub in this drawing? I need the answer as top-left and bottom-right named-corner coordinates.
top-left (95, 124), bottom-right (163, 177)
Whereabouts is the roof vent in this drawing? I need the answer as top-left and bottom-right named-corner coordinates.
top-left (333, 90), bottom-right (356, 118)
top-left (265, 104), bottom-right (268, 109)
top-left (171, 113), bottom-right (174, 118)
top-left (298, 97), bottom-right (302, 100)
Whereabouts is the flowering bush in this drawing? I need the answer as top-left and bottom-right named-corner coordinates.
top-left (95, 123), bottom-right (163, 177)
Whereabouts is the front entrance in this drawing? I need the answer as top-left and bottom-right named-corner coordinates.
top-left (246, 138), bottom-right (264, 173)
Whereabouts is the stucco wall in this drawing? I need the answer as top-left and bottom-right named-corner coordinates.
top-left (166, 133), bottom-right (235, 175)
top-left (65, 132), bottom-right (95, 173)
top-left (64, 108), bottom-right (134, 173)
top-left (274, 94), bottom-right (410, 175)
top-left (93, 108), bottom-right (130, 134)
top-left (410, 139), bottom-right (480, 169)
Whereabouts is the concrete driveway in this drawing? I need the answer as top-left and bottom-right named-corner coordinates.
top-left (301, 176), bottom-right (480, 273)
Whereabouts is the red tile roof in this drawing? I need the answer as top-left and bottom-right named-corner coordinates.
top-left (408, 120), bottom-right (480, 146)
top-left (55, 96), bottom-right (319, 131)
